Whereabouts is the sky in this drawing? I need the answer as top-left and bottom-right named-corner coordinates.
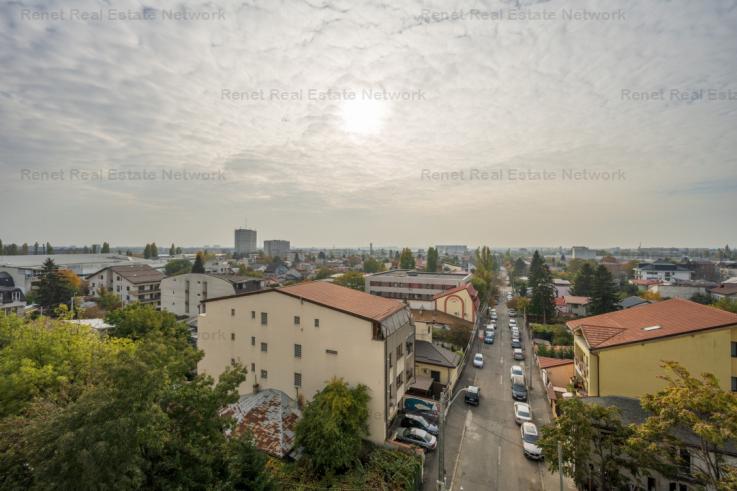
top-left (1, 0), bottom-right (736, 249)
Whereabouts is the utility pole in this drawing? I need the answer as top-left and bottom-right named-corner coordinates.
top-left (558, 440), bottom-right (564, 491)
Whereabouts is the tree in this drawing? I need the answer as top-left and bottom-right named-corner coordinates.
top-left (712, 297), bottom-right (737, 314)
top-left (165, 258), bottom-right (193, 276)
top-left (150, 242), bottom-right (158, 258)
top-left (192, 252), bottom-right (206, 273)
top-left (512, 257), bottom-right (527, 279)
top-left (33, 242), bottom-right (39, 255)
top-left (539, 397), bottom-right (641, 490)
top-left (590, 265), bottom-right (619, 315)
top-left (175, 246), bottom-right (182, 255)
top-left (362, 257), bottom-right (384, 273)
top-left (101, 242), bottom-right (110, 253)
top-left (571, 262), bottom-right (595, 297)
top-left (314, 268), bottom-right (334, 280)
top-left (35, 259), bottom-right (79, 314)
top-left (169, 243), bottom-right (176, 256)
top-left (399, 248), bottom-right (415, 269)
top-left (46, 242), bottom-right (53, 254)
top-left (426, 247), bottom-right (439, 272)
top-left (20, 243), bottom-right (29, 255)
top-left (334, 271), bottom-right (365, 291)
top-left (97, 287), bottom-right (122, 311)
top-left (632, 362), bottom-right (737, 490)
top-left (105, 303), bottom-right (190, 342)
top-left (143, 243), bottom-right (152, 259)
top-left (528, 251), bottom-right (556, 323)
top-left (295, 379), bottom-right (370, 476)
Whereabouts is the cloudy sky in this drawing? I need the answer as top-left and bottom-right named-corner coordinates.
top-left (1, 0), bottom-right (736, 249)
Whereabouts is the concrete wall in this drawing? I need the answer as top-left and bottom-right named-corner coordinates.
top-left (197, 290), bottom-right (415, 443)
top-left (435, 288), bottom-right (475, 323)
top-left (161, 273), bottom-right (235, 317)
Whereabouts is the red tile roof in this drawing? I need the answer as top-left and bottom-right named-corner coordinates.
top-left (279, 281), bottom-right (405, 321)
top-left (538, 356), bottom-right (574, 369)
top-left (433, 283), bottom-right (478, 301)
top-left (710, 284), bottom-right (737, 296)
top-left (567, 298), bottom-right (737, 350)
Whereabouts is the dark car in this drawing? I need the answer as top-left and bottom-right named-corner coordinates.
top-left (404, 409), bottom-right (439, 425)
top-left (511, 339), bottom-right (522, 349)
top-left (511, 375), bottom-right (528, 401)
top-left (484, 334), bottom-right (495, 344)
top-left (464, 385), bottom-right (480, 406)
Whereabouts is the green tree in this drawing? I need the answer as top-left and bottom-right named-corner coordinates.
top-left (20, 243), bottom-right (29, 255)
top-left (143, 243), bottom-right (152, 259)
top-left (712, 297), bottom-right (737, 314)
top-left (169, 243), bottom-right (176, 256)
top-left (295, 379), bottom-right (370, 476)
top-left (571, 262), bottom-right (595, 297)
top-left (101, 242), bottom-right (110, 253)
top-left (399, 248), bottom-right (415, 269)
top-left (45, 242), bottom-right (53, 254)
top-left (35, 259), bottom-right (79, 314)
top-left (175, 246), bottom-right (182, 255)
top-left (314, 267), bottom-right (334, 280)
top-left (528, 251), bottom-right (556, 323)
top-left (97, 287), bottom-right (123, 311)
top-left (192, 252), bottom-right (206, 273)
top-left (33, 242), bottom-right (39, 255)
top-left (151, 242), bottom-right (158, 258)
top-left (334, 271), bottom-right (365, 291)
top-left (105, 303), bottom-right (190, 342)
top-left (539, 397), bottom-right (641, 490)
top-left (165, 258), bottom-right (193, 276)
top-left (512, 257), bottom-right (527, 279)
top-left (632, 362), bottom-right (737, 490)
top-left (590, 265), bottom-right (619, 315)
top-left (363, 257), bottom-right (384, 273)
top-left (426, 247), bottom-right (439, 272)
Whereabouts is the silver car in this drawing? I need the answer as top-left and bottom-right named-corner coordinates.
top-left (521, 422), bottom-right (543, 460)
top-left (397, 427), bottom-right (437, 452)
top-left (514, 402), bottom-right (532, 425)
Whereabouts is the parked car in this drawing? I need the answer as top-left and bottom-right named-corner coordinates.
top-left (511, 339), bottom-right (522, 349)
top-left (402, 396), bottom-right (439, 416)
top-left (510, 365), bottom-right (524, 381)
top-left (513, 402), bottom-right (532, 425)
top-left (473, 353), bottom-right (484, 368)
top-left (464, 385), bottom-right (480, 406)
top-left (508, 308), bottom-right (517, 316)
top-left (401, 413), bottom-right (439, 435)
top-left (511, 375), bottom-right (527, 401)
top-left (513, 348), bottom-right (525, 360)
top-left (396, 427), bottom-right (437, 452)
top-left (484, 334), bottom-right (495, 344)
top-left (521, 422), bottom-right (543, 460)
top-left (509, 319), bottom-right (517, 327)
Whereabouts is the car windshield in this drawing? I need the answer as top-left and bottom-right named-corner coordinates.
top-left (523, 431), bottom-right (539, 444)
top-left (517, 407), bottom-right (530, 417)
top-left (513, 383), bottom-right (526, 392)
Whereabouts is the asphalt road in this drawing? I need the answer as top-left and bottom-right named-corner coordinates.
top-left (423, 281), bottom-right (574, 491)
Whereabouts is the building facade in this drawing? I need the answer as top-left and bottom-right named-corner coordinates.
top-left (87, 264), bottom-right (164, 308)
top-left (0, 272), bottom-right (25, 316)
top-left (433, 283), bottom-right (479, 323)
top-left (161, 273), bottom-right (263, 317)
top-left (571, 246), bottom-right (596, 260)
top-left (234, 228), bottom-right (258, 255)
top-left (633, 261), bottom-right (693, 282)
top-left (197, 281), bottom-right (415, 443)
top-left (263, 240), bottom-right (290, 260)
top-left (569, 298), bottom-right (737, 398)
top-left (365, 270), bottom-right (472, 310)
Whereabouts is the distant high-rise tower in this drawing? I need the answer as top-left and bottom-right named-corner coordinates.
top-left (235, 228), bottom-right (257, 255)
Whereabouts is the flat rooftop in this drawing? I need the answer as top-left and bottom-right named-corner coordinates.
top-left (366, 269), bottom-right (470, 280)
top-left (0, 254), bottom-right (149, 269)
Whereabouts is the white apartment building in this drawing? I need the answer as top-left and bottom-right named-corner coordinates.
top-left (571, 246), bottom-right (597, 260)
top-left (197, 281), bottom-right (415, 443)
top-left (365, 269), bottom-right (472, 309)
top-left (161, 273), bottom-right (263, 317)
top-left (263, 240), bottom-right (290, 260)
top-left (633, 261), bottom-right (693, 282)
top-left (87, 264), bottom-right (164, 308)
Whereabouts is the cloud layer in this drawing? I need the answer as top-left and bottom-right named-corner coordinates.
top-left (1, 0), bottom-right (736, 248)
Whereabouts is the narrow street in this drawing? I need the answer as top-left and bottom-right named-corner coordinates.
top-left (424, 277), bottom-right (574, 491)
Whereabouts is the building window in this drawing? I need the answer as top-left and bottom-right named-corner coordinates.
top-left (732, 341), bottom-right (737, 358)
top-left (294, 344), bottom-right (302, 358)
top-left (647, 477), bottom-right (656, 491)
top-left (406, 338), bottom-right (414, 354)
top-left (251, 336), bottom-right (255, 346)
top-left (251, 310), bottom-right (255, 319)
top-left (261, 312), bottom-right (268, 325)
top-left (261, 342), bottom-right (268, 352)
top-left (314, 318), bottom-right (320, 327)
top-left (732, 377), bottom-right (737, 393)
top-left (294, 372), bottom-right (302, 387)
top-left (388, 352), bottom-right (393, 368)
top-left (231, 308), bottom-right (235, 317)
top-left (396, 373), bottom-right (403, 387)
top-left (201, 303), bottom-right (206, 314)
top-left (396, 344), bottom-right (403, 358)
top-left (294, 316), bottom-right (300, 325)
top-left (260, 369), bottom-right (268, 379)
top-left (231, 333), bottom-right (235, 341)
top-left (251, 362), bottom-right (255, 371)
top-left (326, 349), bottom-right (338, 355)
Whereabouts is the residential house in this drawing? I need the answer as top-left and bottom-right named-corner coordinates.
top-left (618, 295), bottom-right (652, 309)
top-left (583, 396), bottom-right (737, 491)
top-left (648, 280), bottom-right (717, 300)
top-left (204, 259), bottom-right (236, 274)
top-left (719, 262), bottom-right (737, 281)
top-left (87, 264), bottom-right (165, 308)
top-left (0, 271), bottom-right (25, 315)
top-left (161, 273), bottom-right (263, 317)
top-left (365, 269), bottom-right (471, 310)
top-left (538, 356), bottom-right (574, 415)
top-left (634, 261), bottom-right (693, 282)
top-left (709, 283), bottom-right (737, 301)
top-left (264, 263), bottom-right (289, 278)
top-left (555, 295), bottom-right (591, 317)
top-left (568, 298), bottom-right (737, 398)
top-left (197, 281), bottom-right (415, 444)
top-left (552, 278), bottom-right (571, 298)
top-left (433, 283), bottom-right (479, 323)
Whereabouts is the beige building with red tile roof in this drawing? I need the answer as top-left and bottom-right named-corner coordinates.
top-left (568, 298), bottom-right (737, 397)
top-left (197, 281), bottom-right (415, 444)
top-left (432, 283), bottom-right (479, 323)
